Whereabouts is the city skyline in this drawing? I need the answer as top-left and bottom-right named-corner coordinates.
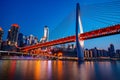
top-left (0, 0), bottom-right (120, 49)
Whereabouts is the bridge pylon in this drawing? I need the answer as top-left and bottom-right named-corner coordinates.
top-left (76, 3), bottom-right (84, 60)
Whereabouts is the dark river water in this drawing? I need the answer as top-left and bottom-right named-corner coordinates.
top-left (0, 60), bottom-right (120, 80)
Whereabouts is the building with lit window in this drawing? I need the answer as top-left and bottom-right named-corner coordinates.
top-left (17, 33), bottom-right (24, 47)
top-left (108, 44), bottom-right (115, 57)
top-left (116, 49), bottom-right (120, 58)
top-left (40, 26), bottom-right (49, 43)
top-left (7, 24), bottom-right (19, 46)
top-left (0, 27), bottom-right (3, 49)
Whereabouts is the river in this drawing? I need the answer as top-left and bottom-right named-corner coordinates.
top-left (0, 60), bottom-right (120, 80)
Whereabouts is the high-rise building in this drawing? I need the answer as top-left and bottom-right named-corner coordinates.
top-left (28, 34), bottom-right (38, 45)
top-left (34, 37), bottom-right (38, 44)
top-left (116, 49), bottom-right (120, 58)
top-left (23, 35), bottom-right (26, 45)
top-left (7, 24), bottom-right (19, 46)
top-left (17, 33), bottom-right (23, 47)
top-left (7, 29), bottom-right (11, 42)
top-left (40, 26), bottom-right (49, 43)
top-left (44, 26), bottom-right (49, 41)
top-left (22, 35), bottom-right (38, 46)
top-left (29, 34), bottom-right (34, 45)
top-left (90, 47), bottom-right (98, 58)
top-left (0, 27), bottom-right (3, 42)
top-left (84, 49), bottom-right (90, 59)
top-left (0, 27), bottom-right (4, 49)
top-left (108, 44), bottom-right (115, 57)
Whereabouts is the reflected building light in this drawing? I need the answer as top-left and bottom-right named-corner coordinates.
top-left (48, 61), bottom-right (52, 78)
top-left (34, 61), bottom-right (41, 80)
top-left (57, 61), bottom-right (63, 80)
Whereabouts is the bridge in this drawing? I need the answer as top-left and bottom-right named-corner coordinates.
top-left (20, 2), bottom-right (120, 60)
top-left (21, 25), bottom-right (120, 51)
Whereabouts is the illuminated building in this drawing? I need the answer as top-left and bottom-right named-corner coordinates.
top-left (7, 29), bottom-right (11, 42)
top-left (29, 34), bottom-right (34, 45)
top-left (40, 26), bottom-right (49, 43)
top-left (0, 27), bottom-right (4, 49)
top-left (84, 49), bottom-right (90, 59)
top-left (23, 35), bottom-right (27, 46)
top-left (7, 24), bottom-right (19, 46)
top-left (23, 35), bottom-right (38, 46)
top-left (84, 47), bottom-right (108, 59)
top-left (44, 26), bottom-right (49, 41)
top-left (34, 37), bottom-right (38, 44)
top-left (18, 33), bottom-right (24, 47)
top-left (90, 47), bottom-right (98, 58)
top-left (28, 35), bottom-right (38, 45)
top-left (108, 44), bottom-right (115, 57)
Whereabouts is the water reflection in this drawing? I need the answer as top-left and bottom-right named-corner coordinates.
top-left (34, 61), bottom-right (41, 80)
top-left (0, 60), bottom-right (120, 80)
top-left (9, 60), bottom-right (16, 80)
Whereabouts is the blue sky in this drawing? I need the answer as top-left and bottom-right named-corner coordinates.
top-left (0, 0), bottom-right (120, 49)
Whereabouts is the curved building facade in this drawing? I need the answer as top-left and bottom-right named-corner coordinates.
top-left (7, 24), bottom-right (19, 46)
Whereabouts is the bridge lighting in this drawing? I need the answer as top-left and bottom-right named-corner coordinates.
top-left (78, 10), bottom-right (84, 48)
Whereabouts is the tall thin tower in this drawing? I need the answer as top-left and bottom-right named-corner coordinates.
top-left (76, 3), bottom-right (84, 60)
top-left (44, 26), bottom-right (49, 41)
top-left (40, 26), bottom-right (49, 43)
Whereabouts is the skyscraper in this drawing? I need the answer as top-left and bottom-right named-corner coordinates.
top-left (7, 29), bottom-right (11, 44)
top-left (28, 35), bottom-right (33, 45)
top-left (116, 49), bottom-right (120, 58)
top-left (34, 37), bottom-right (38, 44)
top-left (108, 44), bottom-right (115, 57)
top-left (0, 27), bottom-right (4, 49)
top-left (40, 26), bottom-right (49, 43)
top-left (23, 35), bottom-right (28, 46)
top-left (18, 33), bottom-right (23, 47)
top-left (7, 24), bottom-right (19, 46)
top-left (44, 26), bottom-right (49, 41)
top-left (0, 27), bottom-right (3, 42)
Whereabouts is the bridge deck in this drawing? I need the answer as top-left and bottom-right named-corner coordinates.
top-left (20, 24), bottom-right (120, 52)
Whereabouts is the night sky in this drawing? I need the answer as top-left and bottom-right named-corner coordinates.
top-left (0, 0), bottom-right (120, 49)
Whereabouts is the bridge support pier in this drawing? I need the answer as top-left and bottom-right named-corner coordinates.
top-left (76, 3), bottom-right (84, 61)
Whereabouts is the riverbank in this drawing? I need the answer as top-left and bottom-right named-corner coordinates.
top-left (1, 56), bottom-right (120, 61)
